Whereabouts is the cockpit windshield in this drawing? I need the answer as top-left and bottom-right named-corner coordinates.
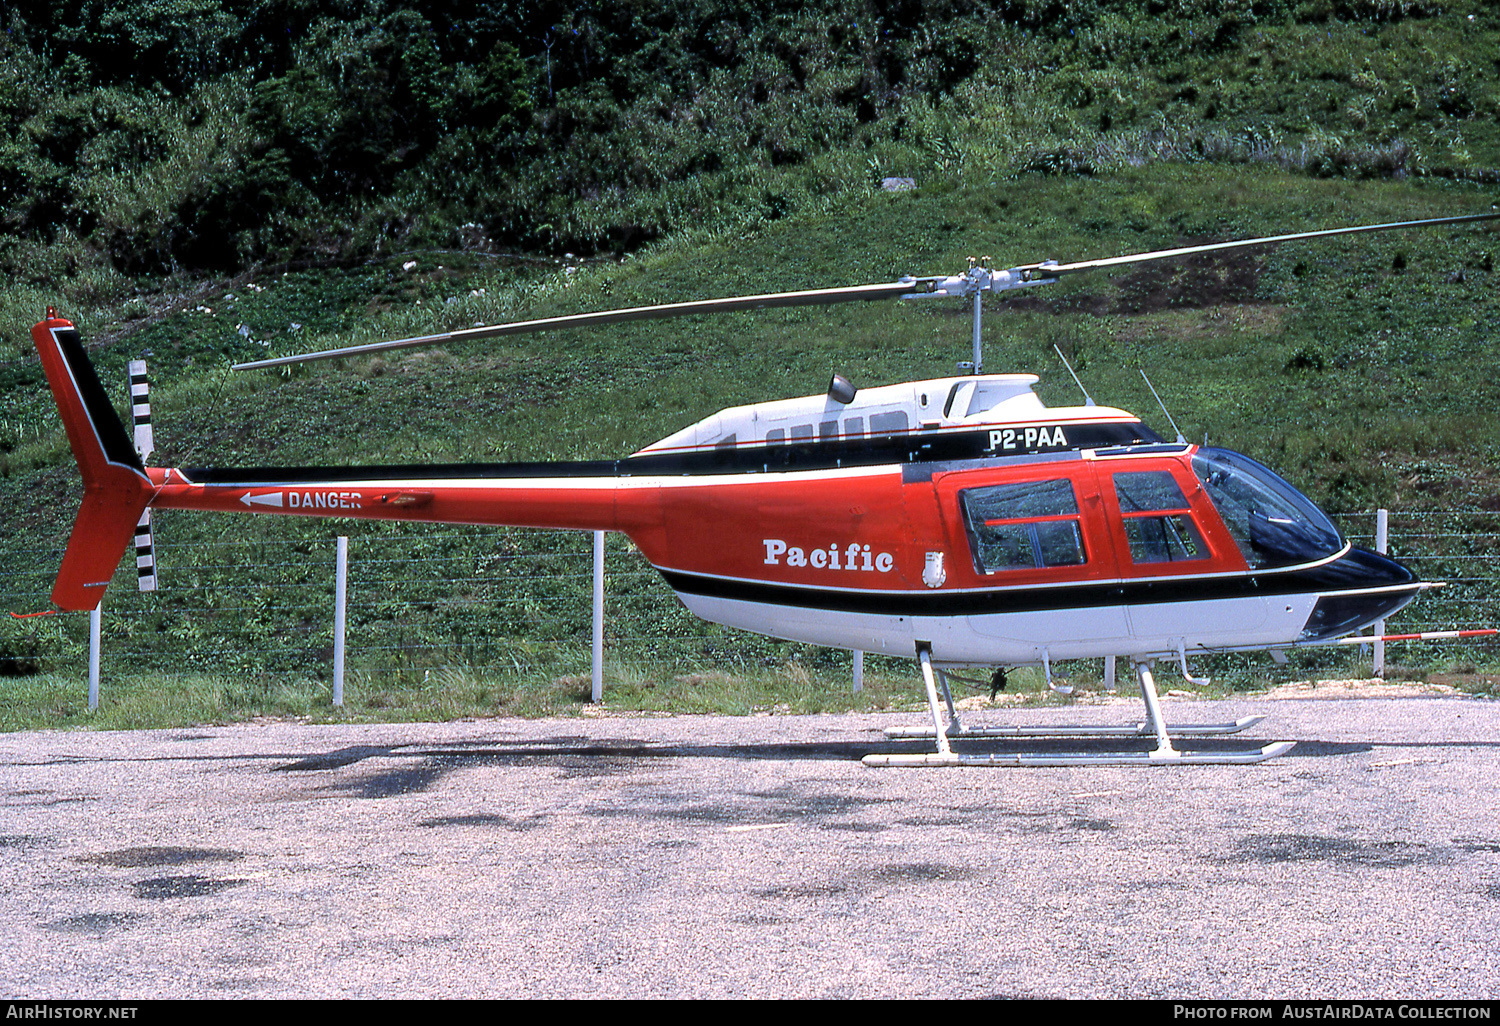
top-left (1191, 448), bottom-right (1345, 569)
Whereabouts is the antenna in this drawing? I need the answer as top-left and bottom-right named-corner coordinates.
top-left (1139, 369), bottom-right (1186, 445)
top-left (1052, 345), bottom-right (1096, 407)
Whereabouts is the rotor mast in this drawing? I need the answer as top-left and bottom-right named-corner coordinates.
top-left (893, 259), bottom-right (1062, 376)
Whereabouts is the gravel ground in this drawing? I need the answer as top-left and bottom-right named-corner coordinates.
top-left (2, 691), bottom-right (1499, 999)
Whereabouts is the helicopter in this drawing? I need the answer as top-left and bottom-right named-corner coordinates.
top-left (29, 212), bottom-right (1500, 767)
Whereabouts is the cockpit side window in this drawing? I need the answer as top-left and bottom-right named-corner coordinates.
top-left (960, 478), bottom-right (1087, 573)
top-left (1191, 448), bottom-right (1344, 569)
top-left (1112, 470), bottom-right (1209, 564)
top-left (943, 382), bottom-right (966, 418)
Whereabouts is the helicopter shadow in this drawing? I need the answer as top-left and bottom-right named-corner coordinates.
top-left (255, 729), bottom-right (1500, 799)
top-left (272, 731), bottom-right (1500, 772)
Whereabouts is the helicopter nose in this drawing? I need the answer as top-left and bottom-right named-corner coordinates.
top-left (1298, 547), bottom-right (1422, 642)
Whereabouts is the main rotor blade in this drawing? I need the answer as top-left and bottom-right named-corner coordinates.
top-left (232, 280), bottom-right (921, 370)
top-left (1031, 211), bottom-right (1500, 277)
top-left (233, 209), bottom-right (1499, 371)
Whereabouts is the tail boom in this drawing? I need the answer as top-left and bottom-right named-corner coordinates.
top-left (145, 467), bottom-right (660, 536)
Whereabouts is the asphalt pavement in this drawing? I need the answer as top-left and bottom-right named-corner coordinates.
top-left (2, 691), bottom-right (1498, 999)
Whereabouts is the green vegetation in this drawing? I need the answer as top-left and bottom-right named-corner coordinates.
top-left (2, 3), bottom-right (1499, 729)
top-left (5, 1), bottom-right (1500, 281)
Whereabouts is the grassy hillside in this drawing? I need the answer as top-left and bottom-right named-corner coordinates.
top-left (2, 162), bottom-right (1498, 727)
top-left (11, 163), bottom-right (1494, 491)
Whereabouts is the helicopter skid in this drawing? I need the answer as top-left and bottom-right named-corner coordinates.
top-left (882, 714), bottom-right (1266, 740)
top-left (866, 648), bottom-right (1293, 767)
top-left (862, 741), bottom-right (1294, 768)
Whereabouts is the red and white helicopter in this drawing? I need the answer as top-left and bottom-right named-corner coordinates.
top-left (30, 212), bottom-right (1499, 766)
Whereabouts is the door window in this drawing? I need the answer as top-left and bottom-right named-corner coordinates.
top-left (959, 478), bottom-right (1087, 573)
top-left (1112, 470), bottom-right (1208, 564)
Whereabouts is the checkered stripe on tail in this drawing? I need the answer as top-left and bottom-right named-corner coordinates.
top-left (135, 509), bottom-right (156, 591)
top-left (130, 360), bottom-right (156, 592)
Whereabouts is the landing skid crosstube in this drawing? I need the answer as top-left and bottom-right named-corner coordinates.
top-left (861, 646), bottom-right (1294, 768)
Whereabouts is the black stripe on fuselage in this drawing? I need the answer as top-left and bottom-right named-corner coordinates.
top-left (182, 420), bottom-right (1161, 485)
top-left (658, 553), bottom-right (1418, 617)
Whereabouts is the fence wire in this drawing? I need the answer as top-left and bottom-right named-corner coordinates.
top-left (3, 509), bottom-right (1496, 689)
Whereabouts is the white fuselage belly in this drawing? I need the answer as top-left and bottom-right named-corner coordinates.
top-left (674, 587), bottom-right (1334, 665)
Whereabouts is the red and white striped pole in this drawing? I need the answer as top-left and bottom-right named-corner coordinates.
top-left (1337, 629), bottom-right (1498, 645)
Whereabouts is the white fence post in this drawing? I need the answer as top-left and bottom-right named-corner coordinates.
top-left (88, 602), bottom-right (101, 711)
top-left (592, 530), bottom-right (605, 702)
top-left (1374, 509), bottom-right (1388, 679)
top-left (333, 536), bottom-right (347, 706)
top-left (852, 650), bottom-right (864, 693)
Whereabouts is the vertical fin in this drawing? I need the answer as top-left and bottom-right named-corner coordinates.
top-left (31, 310), bottom-right (151, 610)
